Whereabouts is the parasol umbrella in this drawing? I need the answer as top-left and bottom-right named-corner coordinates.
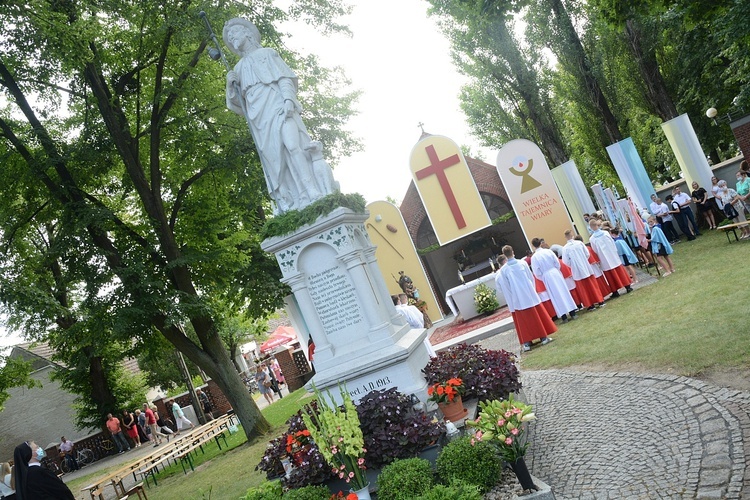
top-left (260, 326), bottom-right (297, 353)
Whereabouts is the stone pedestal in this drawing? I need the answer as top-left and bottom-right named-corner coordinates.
top-left (262, 207), bottom-right (431, 403)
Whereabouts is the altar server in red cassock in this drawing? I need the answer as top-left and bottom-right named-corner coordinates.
top-left (562, 230), bottom-right (605, 310)
top-left (496, 245), bottom-right (557, 352)
top-left (588, 220), bottom-right (633, 297)
top-left (531, 238), bottom-right (578, 323)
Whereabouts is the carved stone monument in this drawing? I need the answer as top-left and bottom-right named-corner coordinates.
top-left (262, 208), bottom-right (433, 403)
top-left (224, 17), bottom-right (432, 402)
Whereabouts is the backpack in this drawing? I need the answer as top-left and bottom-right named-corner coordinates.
top-left (724, 202), bottom-right (739, 219)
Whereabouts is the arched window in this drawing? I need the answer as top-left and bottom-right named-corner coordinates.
top-left (480, 192), bottom-right (511, 220)
top-left (416, 216), bottom-right (438, 250)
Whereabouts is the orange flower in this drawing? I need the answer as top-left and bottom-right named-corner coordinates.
top-left (437, 386), bottom-right (445, 395)
top-left (447, 378), bottom-right (463, 387)
top-left (427, 386), bottom-right (435, 396)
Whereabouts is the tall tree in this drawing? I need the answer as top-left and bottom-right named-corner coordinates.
top-left (428, 0), bottom-right (569, 166)
top-left (0, 0), bottom-right (359, 439)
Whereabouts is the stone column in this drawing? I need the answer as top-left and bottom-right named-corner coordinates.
top-left (286, 273), bottom-right (334, 363)
top-left (338, 251), bottom-right (391, 339)
top-left (363, 246), bottom-right (404, 325)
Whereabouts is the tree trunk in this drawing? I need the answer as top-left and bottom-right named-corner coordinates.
top-left (548, 0), bottom-right (623, 145)
top-left (87, 352), bottom-right (119, 416)
top-left (158, 319), bottom-right (271, 438)
top-left (489, 20), bottom-right (569, 166)
top-left (624, 19), bottom-right (678, 121)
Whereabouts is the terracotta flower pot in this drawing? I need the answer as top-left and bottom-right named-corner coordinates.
top-left (438, 394), bottom-right (468, 423)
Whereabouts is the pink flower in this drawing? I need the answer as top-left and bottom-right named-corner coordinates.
top-left (505, 437), bottom-right (513, 445)
top-left (511, 428), bottom-right (519, 435)
top-left (497, 419), bottom-right (505, 426)
top-left (471, 438), bottom-right (476, 445)
top-left (339, 472), bottom-right (345, 479)
top-left (339, 437), bottom-right (344, 442)
top-left (357, 458), bottom-right (365, 465)
top-left (345, 478), bottom-right (351, 483)
top-left (504, 411), bottom-right (512, 418)
top-left (331, 446), bottom-right (338, 454)
top-left (348, 472), bottom-right (355, 478)
top-left (340, 464), bottom-right (346, 470)
top-left (513, 408), bottom-right (522, 414)
top-left (475, 431), bottom-right (483, 440)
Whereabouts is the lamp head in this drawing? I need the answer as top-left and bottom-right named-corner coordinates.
top-left (706, 107), bottom-right (718, 119)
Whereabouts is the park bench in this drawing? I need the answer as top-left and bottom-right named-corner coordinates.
top-left (718, 222), bottom-right (749, 243)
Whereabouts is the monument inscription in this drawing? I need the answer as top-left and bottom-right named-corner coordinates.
top-left (307, 265), bottom-right (364, 334)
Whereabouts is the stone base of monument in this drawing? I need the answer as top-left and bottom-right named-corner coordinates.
top-left (309, 326), bottom-right (431, 402)
top-left (262, 206), bottom-right (433, 404)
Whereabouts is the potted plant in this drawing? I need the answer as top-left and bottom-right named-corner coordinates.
top-left (355, 388), bottom-right (444, 468)
top-left (473, 283), bottom-right (499, 315)
top-left (302, 385), bottom-right (370, 499)
top-left (467, 395), bottom-right (537, 491)
top-left (256, 407), bottom-right (331, 489)
top-left (422, 344), bottom-right (521, 402)
top-left (435, 436), bottom-right (502, 493)
top-left (427, 378), bottom-right (467, 423)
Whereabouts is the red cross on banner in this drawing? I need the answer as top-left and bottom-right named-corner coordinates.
top-left (409, 135), bottom-right (491, 245)
top-left (415, 145), bottom-right (465, 229)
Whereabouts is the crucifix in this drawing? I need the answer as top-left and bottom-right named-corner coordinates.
top-left (415, 144), bottom-right (466, 229)
top-left (417, 122), bottom-right (425, 134)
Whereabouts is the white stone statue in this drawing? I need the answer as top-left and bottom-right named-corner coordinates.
top-left (223, 18), bottom-right (339, 214)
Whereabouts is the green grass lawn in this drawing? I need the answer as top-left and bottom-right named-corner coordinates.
top-left (522, 229), bottom-right (750, 376)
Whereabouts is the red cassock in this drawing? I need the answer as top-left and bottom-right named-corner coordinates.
top-left (587, 248), bottom-right (612, 297)
top-left (602, 266), bottom-right (632, 293)
top-left (573, 275), bottom-right (604, 308)
top-left (511, 308), bottom-right (558, 344)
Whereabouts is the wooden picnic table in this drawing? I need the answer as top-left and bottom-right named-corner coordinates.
top-left (80, 414), bottom-right (232, 499)
top-left (718, 222), bottom-right (749, 242)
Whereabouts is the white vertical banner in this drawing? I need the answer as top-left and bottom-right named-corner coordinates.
top-left (661, 114), bottom-right (714, 191)
top-left (552, 160), bottom-right (596, 242)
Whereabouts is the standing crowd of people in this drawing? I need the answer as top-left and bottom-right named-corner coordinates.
top-left (255, 358), bottom-right (286, 405)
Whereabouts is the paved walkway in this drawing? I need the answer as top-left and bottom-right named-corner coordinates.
top-left (426, 267), bottom-right (749, 499)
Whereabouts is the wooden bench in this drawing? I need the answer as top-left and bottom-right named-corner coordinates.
top-left (718, 222), bottom-right (749, 242)
top-left (82, 417), bottom-right (231, 498)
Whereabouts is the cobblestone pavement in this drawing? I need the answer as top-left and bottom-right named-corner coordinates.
top-left (475, 331), bottom-right (749, 499)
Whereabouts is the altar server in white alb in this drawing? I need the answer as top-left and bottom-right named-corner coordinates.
top-left (496, 245), bottom-right (557, 352)
top-left (588, 220), bottom-right (633, 298)
top-left (562, 229), bottom-right (605, 311)
top-left (530, 238), bottom-right (578, 323)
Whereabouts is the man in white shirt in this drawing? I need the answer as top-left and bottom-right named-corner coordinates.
top-left (530, 238), bottom-right (578, 322)
top-left (648, 194), bottom-right (661, 219)
top-left (672, 186), bottom-right (701, 237)
top-left (393, 294), bottom-right (424, 329)
top-left (651, 197), bottom-right (679, 243)
top-left (496, 245), bottom-right (556, 352)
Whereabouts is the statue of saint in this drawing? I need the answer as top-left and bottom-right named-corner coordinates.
top-left (223, 18), bottom-right (338, 214)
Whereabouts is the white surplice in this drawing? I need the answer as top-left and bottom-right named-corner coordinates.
top-left (588, 229), bottom-right (622, 271)
top-left (495, 258), bottom-right (540, 313)
top-left (531, 248), bottom-right (577, 317)
top-left (562, 239), bottom-right (595, 280)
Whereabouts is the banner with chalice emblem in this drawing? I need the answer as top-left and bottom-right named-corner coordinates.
top-left (496, 139), bottom-right (573, 247)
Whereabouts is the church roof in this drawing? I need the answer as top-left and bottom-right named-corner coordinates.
top-left (12, 341), bottom-right (141, 376)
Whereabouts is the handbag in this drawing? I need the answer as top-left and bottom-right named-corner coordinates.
top-left (263, 379), bottom-right (272, 388)
top-left (724, 202), bottom-right (739, 219)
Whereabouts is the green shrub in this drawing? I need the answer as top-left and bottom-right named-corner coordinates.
top-left (282, 485), bottom-right (331, 500)
top-left (417, 479), bottom-right (483, 500)
top-left (377, 458), bottom-right (434, 500)
top-left (242, 480), bottom-right (283, 500)
top-left (436, 437), bottom-right (501, 493)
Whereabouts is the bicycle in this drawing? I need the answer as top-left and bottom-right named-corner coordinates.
top-left (60, 447), bottom-right (95, 473)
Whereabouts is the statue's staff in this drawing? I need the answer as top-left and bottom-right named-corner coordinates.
top-left (199, 11), bottom-right (278, 206)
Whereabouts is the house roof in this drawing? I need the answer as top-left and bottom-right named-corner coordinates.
top-left (12, 341), bottom-right (142, 376)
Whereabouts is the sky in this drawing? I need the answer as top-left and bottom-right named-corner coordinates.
top-left (281, 0), bottom-right (491, 205)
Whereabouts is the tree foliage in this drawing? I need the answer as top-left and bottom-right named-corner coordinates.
top-left (427, 0), bottom-right (748, 189)
top-left (0, 0), bottom-right (360, 437)
top-left (0, 356), bottom-right (39, 412)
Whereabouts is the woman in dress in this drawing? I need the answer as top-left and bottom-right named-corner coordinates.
top-left (122, 410), bottom-right (141, 447)
top-left (691, 181), bottom-right (716, 229)
top-left (717, 180), bottom-right (750, 239)
top-left (13, 441), bottom-right (74, 499)
top-left (736, 170), bottom-right (750, 214)
top-left (255, 364), bottom-right (274, 405)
